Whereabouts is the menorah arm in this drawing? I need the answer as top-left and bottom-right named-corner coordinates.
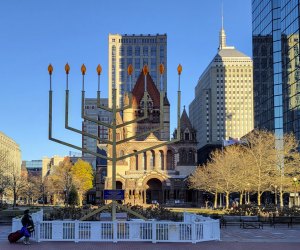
top-left (49, 137), bottom-right (113, 161)
top-left (66, 126), bottom-right (113, 145)
top-left (80, 203), bottom-right (112, 221)
top-left (82, 115), bottom-right (113, 128)
top-left (116, 113), bottom-right (149, 129)
top-left (81, 91), bottom-right (113, 128)
top-left (117, 91), bottom-right (165, 129)
top-left (49, 90), bottom-right (112, 161)
top-left (116, 137), bottom-right (181, 161)
top-left (116, 203), bottom-right (147, 220)
top-left (97, 104), bottom-right (113, 113)
top-left (116, 125), bottom-right (163, 145)
top-left (65, 90), bottom-right (113, 145)
top-left (96, 91), bottom-right (113, 112)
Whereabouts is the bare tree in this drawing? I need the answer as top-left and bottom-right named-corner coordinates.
top-left (0, 150), bottom-right (11, 202)
top-left (190, 130), bottom-right (300, 208)
top-left (21, 176), bottom-right (41, 205)
top-left (217, 147), bottom-right (242, 208)
top-left (270, 133), bottom-right (300, 207)
top-left (47, 157), bottom-right (73, 205)
top-left (240, 130), bottom-right (279, 205)
top-left (189, 161), bottom-right (222, 208)
top-left (0, 148), bottom-right (25, 207)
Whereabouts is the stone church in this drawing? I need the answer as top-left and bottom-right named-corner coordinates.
top-left (99, 72), bottom-right (201, 206)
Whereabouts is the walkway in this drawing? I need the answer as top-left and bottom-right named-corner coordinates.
top-left (0, 225), bottom-right (299, 250)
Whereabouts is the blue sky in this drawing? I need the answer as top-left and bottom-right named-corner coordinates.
top-left (0, 0), bottom-right (252, 160)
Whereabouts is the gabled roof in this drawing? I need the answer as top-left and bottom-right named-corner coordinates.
top-left (145, 132), bottom-right (159, 141)
top-left (180, 106), bottom-right (193, 131)
top-left (132, 71), bottom-right (161, 108)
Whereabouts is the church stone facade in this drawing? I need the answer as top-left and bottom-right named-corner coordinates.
top-left (101, 72), bottom-right (201, 206)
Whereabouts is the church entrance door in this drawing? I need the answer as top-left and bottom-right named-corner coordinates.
top-left (146, 178), bottom-right (162, 204)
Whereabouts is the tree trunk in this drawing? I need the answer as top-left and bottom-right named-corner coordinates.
top-left (225, 192), bottom-right (230, 209)
top-left (279, 189), bottom-right (284, 208)
top-left (78, 192), bottom-right (82, 206)
top-left (214, 192), bottom-right (218, 209)
top-left (13, 188), bottom-right (17, 209)
top-left (239, 192), bottom-right (243, 205)
top-left (257, 192), bottom-right (261, 206)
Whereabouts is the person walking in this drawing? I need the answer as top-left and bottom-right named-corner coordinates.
top-left (21, 209), bottom-right (34, 245)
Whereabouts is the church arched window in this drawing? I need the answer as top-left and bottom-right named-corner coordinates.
top-left (167, 150), bottom-right (173, 170)
top-left (159, 150), bottom-right (164, 170)
top-left (150, 150), bottom-right (155, 169)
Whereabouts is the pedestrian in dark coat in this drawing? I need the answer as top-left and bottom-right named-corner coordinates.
top-left (21, 209), bottom-right (34, 245)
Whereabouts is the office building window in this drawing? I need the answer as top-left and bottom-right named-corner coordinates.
top-left (119, 46), bottom-right (125, 56)
top-left (135, 58), bottom-right (140, 69)
top-left (151, 58), bottom-right (156, 71)
top-left (160, 46), bottom-right (164, 57)
top-left (127, 46), bottom-right (132, 56)
top-left (135, 46), bottom-right (140, 56)
top-left (151, 46), bottom-right (156, 57)
top-left (143, 46), bottom-right (148, 56)
top-left (143, 58), bottom-right (148, 66)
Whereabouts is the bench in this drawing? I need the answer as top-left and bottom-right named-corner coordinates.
top-left (290, 216), bottom-right (300, 227)
top-left (221, 216), bottom-right (263, 229)
top-left (240, 216), bottom-right (263, 229)
top-left (221, 216), bottom-right (241, 228)
top-left (270, 216), bottom-right (292, 228)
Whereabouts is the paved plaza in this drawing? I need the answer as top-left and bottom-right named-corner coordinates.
top-left (1, 225), bottom-right (300, 250)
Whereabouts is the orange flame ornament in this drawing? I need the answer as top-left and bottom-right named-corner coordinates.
top-left (48, 64), bottom-right (53, 75)
top-left (81, 64), bottom-right (86, 75)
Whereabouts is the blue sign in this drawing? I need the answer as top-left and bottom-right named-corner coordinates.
top-left (103, 189), bottom-right (125, 200)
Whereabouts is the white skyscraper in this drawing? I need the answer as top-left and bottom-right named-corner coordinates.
top-left (189, 27), bottom-right (254, 149)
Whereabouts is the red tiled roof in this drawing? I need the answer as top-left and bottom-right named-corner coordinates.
top-left (132, 71), bottom-right (161, 108)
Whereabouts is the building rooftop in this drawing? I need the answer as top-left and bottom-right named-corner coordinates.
top-left (217, 48), bottom-right (249, 58)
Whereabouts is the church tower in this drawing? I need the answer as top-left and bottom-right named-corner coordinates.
top-left (123, 71), bottom-right (170, 141)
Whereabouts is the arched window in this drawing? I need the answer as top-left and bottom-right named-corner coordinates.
top-left (143, 152), bottom-right (147, 170)
top-left (184, 128), bottom-right (190, 141)
top-left (188, 150), bottom-right (195, 164)
top-left (180, 149), bottom-right (187, 164)
top-left (159, 150), bottom-right (164, 170)
top-left (185, 132), bottom-right (190, 141)
top-left (150, 150), bottom-right (155, 169)
top-left (167, 150), bottom-right (173, 170)
top-left (134, 150), bottom-right (138, 171)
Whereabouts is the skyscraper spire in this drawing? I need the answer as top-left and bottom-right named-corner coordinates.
top-left (219, 1), bottom-right (226, 50)
top-left (221, 0), bottom-right (224, 30)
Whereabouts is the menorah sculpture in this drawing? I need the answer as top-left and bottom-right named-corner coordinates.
top-left (48, 63), bottom-right (182, 221)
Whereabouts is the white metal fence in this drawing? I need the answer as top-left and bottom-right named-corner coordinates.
top-left (12, 210), bottom-right (220, 243)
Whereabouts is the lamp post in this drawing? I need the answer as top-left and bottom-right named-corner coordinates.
top-left (48, 63), bottom-right (182, 221)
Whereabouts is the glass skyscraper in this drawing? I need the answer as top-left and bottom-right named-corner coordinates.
top-left (252, 0), bottom-right (300, 141)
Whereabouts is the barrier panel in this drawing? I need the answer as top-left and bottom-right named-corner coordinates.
top-left (12, 211), bottom-right (220, 243)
